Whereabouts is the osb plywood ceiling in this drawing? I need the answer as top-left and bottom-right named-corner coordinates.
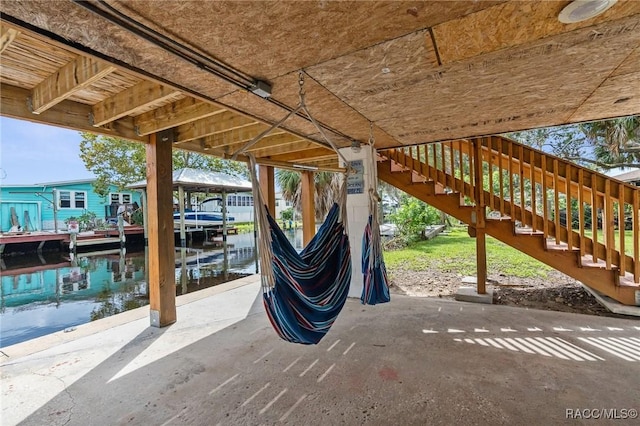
top-left (1, 0), bottom-right (639, 168)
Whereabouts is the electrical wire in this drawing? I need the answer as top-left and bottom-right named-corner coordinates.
top-left (72, 0), bottom-right (354, 143)
top-left (73, 0), bottom-right (254, 89)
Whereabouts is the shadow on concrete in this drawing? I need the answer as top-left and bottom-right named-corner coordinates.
top-left (16, 295), bottom-right (640, 426)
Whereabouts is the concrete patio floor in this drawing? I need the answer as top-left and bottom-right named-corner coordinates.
top-left (2, 275), bottom-right (639, 425)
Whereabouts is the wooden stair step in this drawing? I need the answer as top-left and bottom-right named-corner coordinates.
top-left (580, 257), bottom-right (613, 270)
top-left (544, 239), bottom-right (582, 253)
top-left (619, 274), bottom-right (640, 288)
top-left (514, 227), bottom-right (544, 236)
top-left (379, 151), bottom-right (640, 307)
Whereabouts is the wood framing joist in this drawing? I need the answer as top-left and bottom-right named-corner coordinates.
top-left (1, 83), bottom-right (145, 142)
top-left (0, 25), bottom-right (20, 54)
top-left (91, 80), bottom-right (182, 127)
top-left (251, 141), bottom-right (325, 158)
top-left (134, 97), bottom-right (226, 136)
top-left (268, 147), bottom-right (335, 163)
top-left (199, 122), bottom-right (273, 149)
top-left (173, 111), bottom-right (258, 144)
top-left (30, 56), bottom-right (116, 114)
top-left (205, 133), bottom-right (303, 156)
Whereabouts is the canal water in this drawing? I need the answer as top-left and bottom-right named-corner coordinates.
top-left (0, 229), bottom-right (304, 348)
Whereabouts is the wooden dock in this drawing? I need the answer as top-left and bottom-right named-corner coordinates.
top-left (0, 225), bottom-right (240, 256)
top-left (0, 226), bottom-right (145, 256)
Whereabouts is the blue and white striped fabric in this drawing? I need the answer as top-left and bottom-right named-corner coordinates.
top-left (361, 214), bottom-right (390, 305)
top-left (263, 203), bottom-right (352, 344)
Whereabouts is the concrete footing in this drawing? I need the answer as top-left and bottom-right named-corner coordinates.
top-left (455, 283), bottom-right (494, 304)
top-left (580, 284), bottom-right (640, 317)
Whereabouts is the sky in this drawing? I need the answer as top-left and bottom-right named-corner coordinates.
top-left (0, 117), bottom-right (95, 185)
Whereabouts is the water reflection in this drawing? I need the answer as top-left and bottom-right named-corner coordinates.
top-left (0, 230), bottom-right (292, 348)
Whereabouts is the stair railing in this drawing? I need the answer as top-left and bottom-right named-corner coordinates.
top-left (383, 135), bottom-right (639, 284)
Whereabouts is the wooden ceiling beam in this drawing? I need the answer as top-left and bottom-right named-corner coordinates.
top-left (133, 97), bottom-right (227, 136)
top-left (312, 159), bottom-right (341, 169)
top-left (251, 141), bottom-right (324, 158)
top-left (234, 154), bottom-right (346, 173)
top-left (30, 56), bottom-right (116, 114)
top-left (213, 133), bottom-right (306, 155)
top-left (267, 147), bottom-right (335, 162)
top-left (173, 111), bottom-right (258, 144)
top-left (1, 83), bottom-right (145, 142)
top-left (0, 26), bottom-right (20, 54)
top-left (91, 80), bottom-right (182, 127)
top-left (198, 122), bottom-right (273, 149)
top-left (203, 135), bottom-right (304, 158)
top-left (225, 132), bottom-right (305, 153)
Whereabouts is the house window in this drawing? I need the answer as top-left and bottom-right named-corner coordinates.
top-left (110, 192), bottom-right (132, 204)
top-left (58, 190), bottom-right (87, 209)
top-left (59, 191), bottom-right (71, 208)
top-left (228, 195), bottom-right (236, 207)
top-left (74, 192), bottom-right (86, 209)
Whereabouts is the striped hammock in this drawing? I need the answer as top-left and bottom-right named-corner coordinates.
top-left (361, 214), bottom-right (390, 305)
top-left (249, 156), bottom-right (352, 345)
top-left (360, 142), bottom-right (390, 305)
top-left (263, 204), bottom-right (351, 344)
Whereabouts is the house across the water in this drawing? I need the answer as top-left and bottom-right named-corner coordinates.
top-left (0, 179), bottom-right (141, 232)
top-left (200, 192), bottom-right (293, 223)
top-left (613, 169), bottom-right (640, 187)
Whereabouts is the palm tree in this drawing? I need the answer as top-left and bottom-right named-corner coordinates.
top-left (580, 116), bottom-right (640, 169)
top-left (275, 169), bottom-right (342, 221)
top-left (507, 116), bottom-right (640, 170)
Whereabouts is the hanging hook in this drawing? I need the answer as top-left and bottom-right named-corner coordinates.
top-left (298, 71), bottom-right (306, 102)
top-left (368, 121), bottom-right (375, 146)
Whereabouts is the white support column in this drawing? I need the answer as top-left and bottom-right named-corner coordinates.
top-left (340, 145), bottom-right (376, 298)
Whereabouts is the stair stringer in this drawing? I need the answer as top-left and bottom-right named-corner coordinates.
top-left (377, 158), bottom-right (640, 306)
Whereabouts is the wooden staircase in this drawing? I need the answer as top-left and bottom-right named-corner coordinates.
top-left (378, 135), bottom-right (640, 306)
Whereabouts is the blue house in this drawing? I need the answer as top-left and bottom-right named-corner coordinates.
top-left (0, 179), bottom-right (141, 232)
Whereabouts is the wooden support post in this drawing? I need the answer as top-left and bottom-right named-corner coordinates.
top-left (472, 139), bottom-right (486, 228)
top-left (140, 190), bottom-right (149, 247)
top-left (472, 138), bottom-right (487, 294)
top-left (146, 131), bottom-right (176, 328)
top-left (52, 188), bottom-right (59, 233)
top-left (118, 213), bottom-right (126, 249)
top-left (301, 170), bottom-right (316, 246)
top-left (476, 226), bottom-right (487, 295)
top-left (222, 191), bottom-right (229, 280)
top-left (258, 165), bottom-right (276, 214)
top-left (179, 247), bottom-right (187, 295)
top-left (178, 185), bottom-right (186, 248)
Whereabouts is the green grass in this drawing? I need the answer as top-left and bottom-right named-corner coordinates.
top-left (232, 222), bottom-right (254, 233)
top-left (384, 227), bottom-right (553, 278)
top-left (582, 230), bottom-right (635, 256)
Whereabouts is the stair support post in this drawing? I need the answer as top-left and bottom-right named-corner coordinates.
top-left (472, 138), bottom-right (487, 294)
top-left (476, 226), bottom-right (487, 295)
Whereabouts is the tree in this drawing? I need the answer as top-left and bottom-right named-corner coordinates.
top-left (581, 117), bottom-right (640, 169)
top-left (79, 133), bottom-right (248, 197)
top-left (275, 169), bottom-right (342, 221)
top-left (506, 116), bottom-right (640, 171)
top-left (387, 195), bottom-right (441, 243)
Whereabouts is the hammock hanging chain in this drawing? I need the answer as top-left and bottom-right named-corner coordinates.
top-left (248, 154), bottom-right (276, 292)
top-left (367, 122), bottom-right (382, 270)
top-left (360, 120), bottom-right (391, 305)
